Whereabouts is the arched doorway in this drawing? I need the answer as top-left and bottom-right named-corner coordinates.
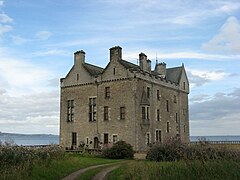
top-left (94, 137), bottom-right (99, 148)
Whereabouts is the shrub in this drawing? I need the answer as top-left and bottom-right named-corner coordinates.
top-left (146, 137), bottom-right (187, 161)
top-left (102, 141), bottom-right (134, 159)
top-left (146, 138), bottom-right (240, 162)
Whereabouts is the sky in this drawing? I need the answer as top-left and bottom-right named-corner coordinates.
top-left (0, 0), bottom-right (239, 136)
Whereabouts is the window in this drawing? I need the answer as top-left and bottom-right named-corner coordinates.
top-left (167, 122), bottom-right (170, 133)
top-left (146, 132), bottom-right (150, 145)
top-left (89, 98), bottom-right (96, 121)
top-left (142, 107), bottom-right (146, 120)
top-left (183, 82), bottom-right (186, 90)
top-left (157, 109), bottom-right (160, 121)
top-left (120, 107), bottom-right (125, 120)
top-left (166, 100), bottom-right (169, 112)
top-left (184, 125), bottom-right (186, 133)
top-left (176, 113), bottom-right (178, 123)
top-left (156, 130), bottom-right (161, 143)
top-left (157, 90), bottom-right (160, 100)
top-left (104, 133), bottom-right (108, 144)
top-left (146, 107), bottom-right (149, 120)
top-left (77, 73), bottom-right (79, 80)
top-left (113, 135), bottom-right (118, 144)
top-left (67, 100), bottom-right (74, 122)
top-left (105, 87), bottom-right (110, 98)
top-left (147, 87), bottom-right (150, 98)
top-left (86, 137), bottom-right (89, 145)
top-left (104, 106), bottom-right (109, 120)
top-left (142, 106), bottom-right (150, 120)
top-left (72, 132), bottom-right (77, 146)
top-left (113, 68), bottom-right (116, 75)
top-left (174, 95), bottom-right (177, 103)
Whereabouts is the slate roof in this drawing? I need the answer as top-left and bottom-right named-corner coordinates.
top-left (83, 63), bottom-right (104, 76)
top-left (166, 67), bottom-right (183, 83)
top-left (118, 59), bottom-right (140, 71)
top-left (82, 59), bottom-right (183, 84)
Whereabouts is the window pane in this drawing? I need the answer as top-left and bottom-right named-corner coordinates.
top-left (142, 107), bottom-right (146, 119)
top-left (104, 133), bottom-right (108, 144)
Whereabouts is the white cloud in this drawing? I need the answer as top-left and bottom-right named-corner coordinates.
top-left (0, 0), bottom-right (3, 7)
top-left (35, 31), bottom-right (52, 40)
top-left (124, 50), bottom-right (240, 61)
top-left (0, 91), bottom-right (59, 134)
top-left (0, 55), bottom-right (55, 95)
top-left (188, 69), bottom-right (227, 88)
top-left (31, 49), bottom-right (70, 57)
top-left (190, 88), bottom-right (240, 135)
top-left (0, 13), bottom-right (13, 23)
top-left (0, 24), bottom-right (12, 36)
top-left (189, 69), bottom-right (227, 81)
top-left (0, 88), bottom-right (6, 95)
top-left (215, 1), bottom-right (240, 13)
top-left (11, 35), bottom-right (30, 45)
top-left (202, 16), bottom-right (240, 54)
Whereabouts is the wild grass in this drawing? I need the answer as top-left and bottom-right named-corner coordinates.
top-left (108, 160), bottom-right (240, 180)
top-left (0, 145), bottom-right (119, 180)
top-left (146, 138), bottom-right (240, 162)
top-left (109, 139), bottom-right (240, 180)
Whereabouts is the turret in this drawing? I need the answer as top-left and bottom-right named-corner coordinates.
top-left (155, 62), bottom-right (166, 77)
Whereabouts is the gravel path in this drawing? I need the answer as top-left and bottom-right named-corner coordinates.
top-left (92, 164), bottom-right (121, 180)
top-left (61, 163), bottom-right (116, 180)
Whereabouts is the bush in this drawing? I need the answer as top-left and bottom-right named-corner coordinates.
top-left (102, 141), bottom-right (134, 159)
top-left (146, 138), bottom-right (186, 161)
top-left (146, 137), bottom-right (240, 162)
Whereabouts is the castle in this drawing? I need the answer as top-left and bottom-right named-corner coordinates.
top-left (60, 46), bottom-right (189, 152)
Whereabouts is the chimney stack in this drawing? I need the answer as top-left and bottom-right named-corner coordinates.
top-left (139, 52), bottom-right (151, 72)
top-left (110, 46), bottom-right (122, 61)
top-left (74, 50), bottom-right (85, 66)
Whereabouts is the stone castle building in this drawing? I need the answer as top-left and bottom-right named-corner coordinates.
top-left (60, 46), bottom-right (189, 152)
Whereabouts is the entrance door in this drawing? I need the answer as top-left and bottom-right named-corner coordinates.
top-left (94, 137), bottom-right (99, 148)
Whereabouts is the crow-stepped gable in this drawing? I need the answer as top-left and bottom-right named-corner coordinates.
top-left (60, 46), bottom-right (189, 152)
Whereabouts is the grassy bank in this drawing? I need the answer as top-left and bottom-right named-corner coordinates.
top-left (29, 154), bottom-right (119, 180)
top-left (109, 160), bottom-right (240, 180)
top-left (0, 145), bottom-right (119, 180)
top-left (109, 140), bottom-right (240, 180)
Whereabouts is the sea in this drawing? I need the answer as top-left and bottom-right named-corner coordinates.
top-left (190, 136), bottom-right (240, 142)
top-left (0, 132), bottom-right (240, 146)
top-left (0, 133), bottom-right (59, 146)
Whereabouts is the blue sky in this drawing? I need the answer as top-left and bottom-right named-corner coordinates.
top-left (0, 0), bottom-right (239, 135)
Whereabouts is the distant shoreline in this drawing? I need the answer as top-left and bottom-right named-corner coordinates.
top-left (1, 132), bottom-right (240, 146)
